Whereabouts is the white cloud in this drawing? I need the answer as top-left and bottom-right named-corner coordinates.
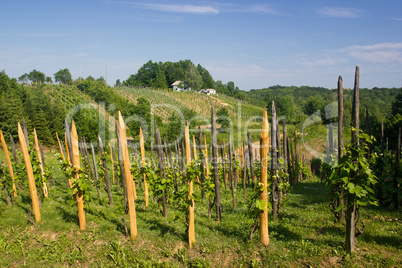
top-left (115, 2), bottom-right (219, 14)
top-left (299, 56), bottom-right (347, 67)
top-left (316, 7), bottom-right (364, 18)
top-left (111, 1), bottom-right (284, 16)
top-left (345, 42), bottom-right (402, 63)
top-left (17, 33), bottom-right (68, 37)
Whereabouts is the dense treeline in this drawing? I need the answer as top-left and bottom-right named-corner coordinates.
top-left (247, 84), bottom-right (401, 130)
top-left (0, 71), bottom-right (65, 144)
top-left (119, 60), bottom-right (245, 99)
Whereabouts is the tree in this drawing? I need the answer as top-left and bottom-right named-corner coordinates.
top-left (86, 75), bottom-right (95, 81)
top-left (185, 62), bottom-right (203, 90)
top-left (302, 95), bottom-right (325, 116)
top-left (269, 95), bottom-right (297, 122)
top-left (197, 64), bottom-right (214, 89)
top-left (391, 88), bottom-right (402, 116)
top-left (115, 79), bottom-right (121, 87)
top-left (18, 73), bottom-right (29, 84)
top-left (45, 76), bottom-right (53, 84)
top-left (216, 107), bottom-right (230, 130)
top-left (54, 68), bottom-right (72, 84)
top-left (227, 81), bottom-right (235, 95)
top-left (28, 69), bottom-right (45, 84)
top-left (0, 71), bottom-right (10, 93)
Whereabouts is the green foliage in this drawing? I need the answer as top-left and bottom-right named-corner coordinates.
top-left (123, 60), bottom-right (220, 91)
top-left (27, 69), bottom-right (46, 84)
top-left (216, 107), bottom-right (230, 130)
top-left (197, 64), bottom-right (214, 89)
top-left (371, 147), bottom-right (402, 207)
top-left (327, 132), bottom-right (378, 216)
top-left (302, 95), bottom-right (325, 116)
top-left (247, 161), bottom-right (272, 221)
top-left (61, 158), bottom-right (92, 205)
top-left (172, 160), bottom-right (200, 228)
top-left (391, 88), bottom-right (402, 116)
top-left (141, 161), bottom-right (176, 216)
top-left (54, 68), bottom-right (72, 84)
top-left (184, 62), bottom-right (203, 90)
top-left (30, 149), bottom-right (50, 198)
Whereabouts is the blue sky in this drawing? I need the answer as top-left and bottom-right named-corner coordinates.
top-left (1, 0), bottom-right (402, 90)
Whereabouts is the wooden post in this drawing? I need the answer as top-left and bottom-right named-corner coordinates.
top-left (18, 123), bottom-right (41, 223)
top-left (139, 127), bottom-right (149, 207)
top-left (338, 75), bottom-right (345, 223)
top-left (118, 111), bottom-right (137, 240)
top-left (99, 136), bottom-right (114, 206)
top-left (271, 101), bottom-right (279, 219)
top-left (260, 108), bottom-right (269, 246)
top-left (247, 130), bottom-right (255, 188)
top-left (71, 121), bottom-right (85, 230)
top-left (346, 66), bottom-right (359, 253)
top-left (33, 129), bottom-right (48, 198)
top-left (56, 132), bottom-right (72, 188)
top-left (198, 127), bottom-right (206, 199)
top-left (155, 125), bottom-right (167, 218)
top-left (116, 123), bottom-right (127, 205)
top-left (90, 143), bottom-right (102, 199)
top-left (0, 130), bottom-right (17, 197)
top-left (394, 126), bottom-right (401, 210)
top-left (204, 136), bottom-right (209, 178)
top-left (228, 136), bottom-right (236, 208)
top-left (211, 107), bottom-right (222, 221)
top-left (110, 143), bottom-right (115, 184)
top-left (9, 134), bottom-right (18, 164)
top-left (185, 121), bottom-right (195, 248)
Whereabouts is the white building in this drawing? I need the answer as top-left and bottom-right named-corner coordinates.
top-left (171, 80), bottom-right (191, 92)
top-left (199, 88), bottom-right (216, 95)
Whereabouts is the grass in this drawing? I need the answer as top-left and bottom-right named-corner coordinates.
top-left (0, 153), bottom-right (401, 267)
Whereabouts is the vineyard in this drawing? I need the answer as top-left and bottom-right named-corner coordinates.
top-left (114, 86), bottom-right (264, 123)
top-left (0, 67), bottom-right (401, 267)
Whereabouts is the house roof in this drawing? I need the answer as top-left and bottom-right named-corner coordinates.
top-left (171, 80), bottom-right (184, 86)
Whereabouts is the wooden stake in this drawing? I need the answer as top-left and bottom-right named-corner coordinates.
top-left (99, 136), bottom-right (113, 206)
top-left (118, 111), bottom-right (137, 240)
top-left (271, 101), bottom-right (278, 219)
top-left (204, 136), bottom-right (209, 178)
top-left (211, 107), bottom-right (222, 221)
top-left (260, 108), bottom-right (269, 246)
top-left (247, 130), bottom-right (255, 188)
top-left (346, 66), bottom-right (359, 253)
top-left (139, 127), bottom-right (149, 207)
top-left (337, 75), bottom-right (345, 223)
top-left (109, 143), bottom-right (115, 184)
top-left (0, 130), bottom-right (17, 197)
top-left (33, 129), bottom-right (48, 198)
top-left (185, 121), bottom-right (195, 248)
top-left (18, 123), bottom-right (40, 223)
top-left (71, 121), bottom-right (85, 230)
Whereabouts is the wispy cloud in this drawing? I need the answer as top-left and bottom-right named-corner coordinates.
top-left (391, 17), bottom-right (402, 21)
top-left (17, 33), bottom-right (68, 37)
top-left (345, 42), bottom-right (402, 63)
top-left (316, 7), bottom-right (365, 18)
top-left (111, 1), bottom-right (284, 16)
top-left (226, 4), bottom-right (283, 15)
top-left (299, 56), bottom-right (347, 67)
top-left (115, 2), bottom-right (219, 14)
